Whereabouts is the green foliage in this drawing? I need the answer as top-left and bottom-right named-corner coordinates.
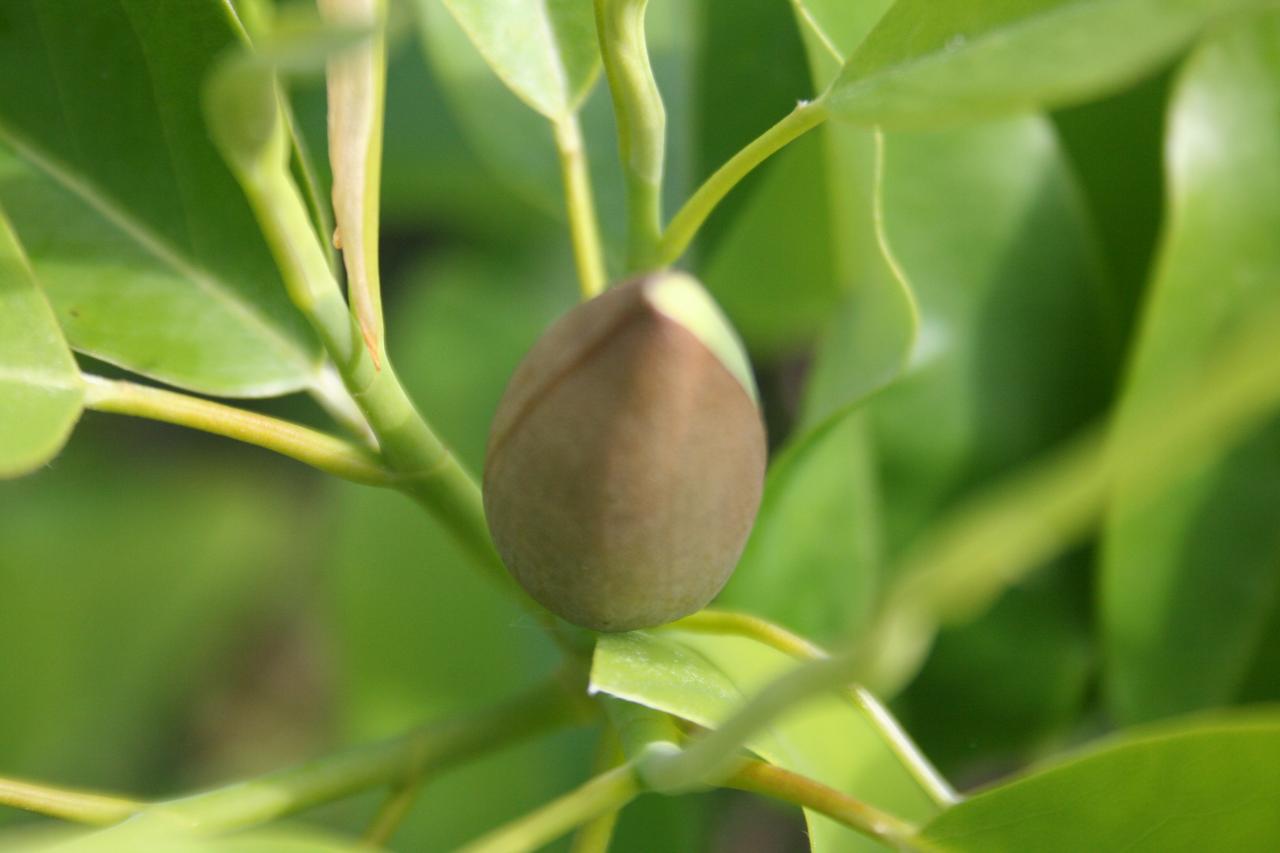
top-left (917, 714), bottom-right (1280, 852)
top-left (825, 0), bottom-right (1266, 128)
top-left (591, 630), bottom-right (939, 851)
top-left (0, 0), bottom-right (322, 396)
top-left (432, 0), bottom-right (599, 121)
top-left (1102, 13), bottom-right (1280, 724)
top-left (0, 208), bottom-right (81, 477)
top-left (4, 0), bottom-right (1280, 850)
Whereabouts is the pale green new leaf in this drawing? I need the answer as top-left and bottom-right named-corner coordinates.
top-left (0, 0), bottom-right (321, 397)
top-left (1102, 13), bottom-right (1280, 724)
top-left (917, 714), bottom-right (1280, 852)
top-left (0, 207), bottom-right (81, 479)
top-left (592, 630), bottom-right (940, 852)
top-left (825, 0), bottom-right (1265, 129)
top-left (430, 0), bottom-right (599, 121)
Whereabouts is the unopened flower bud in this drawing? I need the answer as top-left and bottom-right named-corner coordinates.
top-left (483, 272), bottom-right (766, 632)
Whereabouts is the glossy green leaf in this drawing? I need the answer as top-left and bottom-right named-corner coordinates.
top-left (789, 0), bottom-right (915, 417)
top-left (591, 630), bottom-right (940, 852)
top-left (418, 0), bottom-right (694, 258)
top-left (417, 1), bottom-right (566, 213)
top-left (431, 0), bottom-right (598, 121)
top-left (1102, 14), bottom-right (1280, 724)
top-left (825, 0), bottom-right (1263, 129)
top-left (0, 152), bottom-right (311, 399)
top-left (717, 411), bottom-right (880, 643)
top-left (870, 116), bottom-right (1115, 558)
top-left (326, 251), bottom-right (588, 850)
top-left (917, 714), bottom-right (1280, 852)
top-left (0, 0), bottom-right (321, 397)
top-left (791, 0), bottom-right (893, 75)
top-left (1052, 72), bottom-right (1170, 333)
top-left (0, 206), bottom-right (81, 479)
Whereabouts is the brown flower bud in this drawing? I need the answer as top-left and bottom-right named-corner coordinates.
top-left (483, 272), bottom-right (767, 632)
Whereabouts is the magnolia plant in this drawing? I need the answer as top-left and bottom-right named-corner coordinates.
top-left (3, 0), bottom-right (1280, 851)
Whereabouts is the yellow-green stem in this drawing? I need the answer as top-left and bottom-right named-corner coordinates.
top-left (670, 609), bottom-right (957, 805)
top-left (554, 114), bottom-right (608, 299)
top-left (725, 760), bottom-right (918, 846)
top-left (362, 777), bottom-right (427, 848)
top-left (212, 75), bottom-right (531, 604)
top-left (457, 765), bottom-right (640, 853)
top-left (106, 679), bottom-right (583, 838)
top-left (567, 729), bottom-right (627, 853)
top-left (82, 375), bottom-right (392, 487)
top-left (0, 777), bottom-right (141, 826)
top-left (658, 100), bottom-right (827, 266)
top-left (595, 0), bottom-right (665, 271)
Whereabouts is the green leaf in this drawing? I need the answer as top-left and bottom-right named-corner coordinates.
top-left (870, 116), bottom-right (1116, 558)
top-left (788, 0), bottom-right (917, 419)
top-left (824, 0), bottom-right (1263, 129)
top-left (0, 151), bottom-right (310, 399)
top-left (1101, 13), bottom-right (1280, 724)
top-left (717, 411), bottom-right (880, 642)
top-left (591, 630), bottom-right (940, 852)
top-left (418, 0), bottom-right (568, 217)
top-left (790, 0), bottom-right (894, 82)
top-left (0, 206), bottom-right (81, 479)
top-left (917, 714), bottom-right (1280, 852)
top-left (0, 0), bottom-right (321, 397)
top-left (1052, 72), bottom-right (1170, 333)
top-left (326, 251), bottom-right (588, 849)
top-left (418, 0), bottom-right (696, 256)
top-left (431, 0), bottom-right (599, 121)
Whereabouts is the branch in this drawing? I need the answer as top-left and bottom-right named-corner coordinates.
top-left (456, 765), bottom-right (639, 853)
top-left (594, 0), bottom-right (665, 270)
top-left (724, 760), bottom-right (918, 846)
top-left (0, 777), bottom-right (141, 826)
top-left (206, 52), bottom-right (544, 612)
top-left (669, 609), bottom-right (957, 805)
top-left (554, 114), bottom-right (608, 298)
top-left (93, 677), bottom-right (588, 840)
top-left (82, 375), bottom-right (392, 487)
top-left (362, 777), bottom-right (426, 848)
top-left (657, 100), bottom-right (827, 267)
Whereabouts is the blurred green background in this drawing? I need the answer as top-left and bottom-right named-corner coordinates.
top-left (3, 0), bottom-right (1280, 850)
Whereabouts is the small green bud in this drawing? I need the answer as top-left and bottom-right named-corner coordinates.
top-left (483, 272), bottom-right (766, 632)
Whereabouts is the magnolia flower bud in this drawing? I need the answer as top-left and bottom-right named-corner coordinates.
top-left (483, 273), bottom-right (766, 632)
